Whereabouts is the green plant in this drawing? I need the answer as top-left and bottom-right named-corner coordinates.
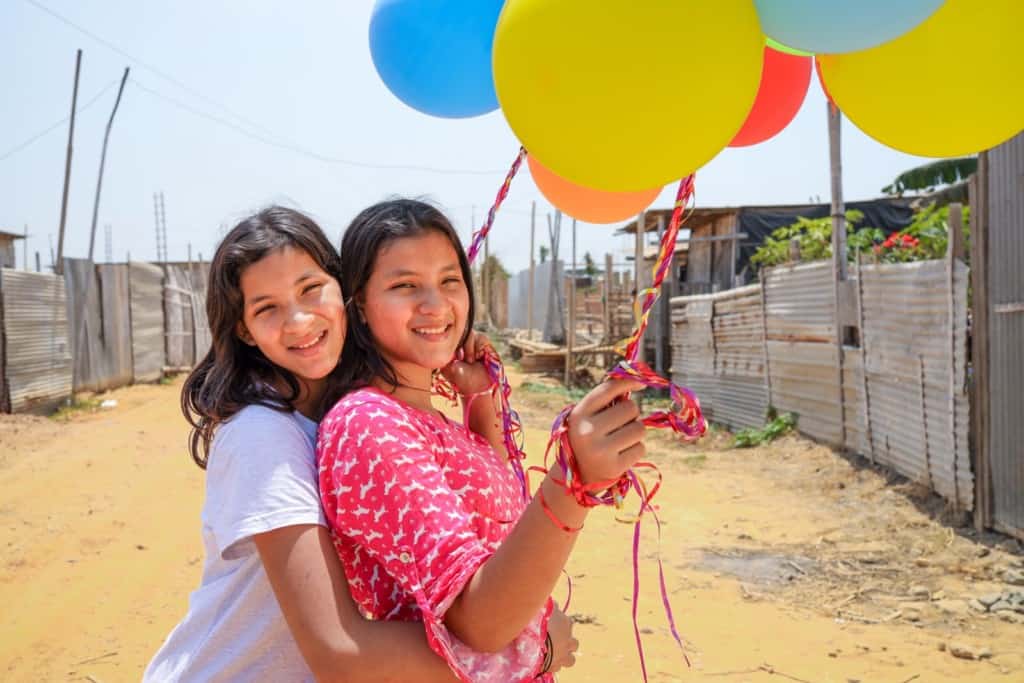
top-left (751, 210), bottom-right (870, 268)
top-left (733, 412), bottom-right (797, 448)
top-left (870, 203), bottom-right (970, 263)
top-left (50, 396), bottom-right (102, 421)
top-left (750, 204), bottom-right (970, 270)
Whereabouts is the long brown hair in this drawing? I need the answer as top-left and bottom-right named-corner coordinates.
top-left (182, 206), bottom-right (341, 469)
top-left (325, 198), bottom-right (475, 407)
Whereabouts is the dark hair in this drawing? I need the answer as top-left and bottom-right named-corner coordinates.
top-left (328, 198), bottom-right (475, 405)
top-left (182, 206), bottom-right (342, 469)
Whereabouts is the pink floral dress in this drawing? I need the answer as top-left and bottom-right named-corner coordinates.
top-left (317, 387), bottom-right (553, 682)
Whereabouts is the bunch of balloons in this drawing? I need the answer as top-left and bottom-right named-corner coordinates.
top-left (369, 0), bottom-right (1023, 222)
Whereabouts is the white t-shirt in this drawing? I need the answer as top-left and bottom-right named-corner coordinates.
top-left (144, 405), bottom-right (323, 682)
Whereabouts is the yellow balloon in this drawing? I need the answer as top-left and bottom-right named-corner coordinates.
top-left (819, 0), bottom-right (1024, 157)
top-left (493, 1), bottom-right (763, 192)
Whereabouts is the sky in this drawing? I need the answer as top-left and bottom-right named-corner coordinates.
top-left (1, 0), bottom-right (937, 275)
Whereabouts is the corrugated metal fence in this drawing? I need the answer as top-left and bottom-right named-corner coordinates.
top-left (0, 260), bottom-right (210, 412)
top-left (0, 269), bottom-right (72, 412)
top-left (64, 259), bottom-right (133, 393)
top-left (129, 262), bottom-right (165, 383)
top-left (973, 133), bottom-right (1024, 540)
top-left (671, 256), bottom-right (972, 511)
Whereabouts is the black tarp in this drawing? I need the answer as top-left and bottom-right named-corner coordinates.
top-left (736, 198), bottom-right (916, 276)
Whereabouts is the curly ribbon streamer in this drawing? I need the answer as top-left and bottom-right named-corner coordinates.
top-left (439, 148), bottom-right (706, 682)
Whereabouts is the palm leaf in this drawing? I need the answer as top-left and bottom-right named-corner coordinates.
top-left (882, 157), bottom-right (978, 195)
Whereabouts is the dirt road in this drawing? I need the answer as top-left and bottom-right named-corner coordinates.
top-left (2, 375), bottom-right (1022, 681)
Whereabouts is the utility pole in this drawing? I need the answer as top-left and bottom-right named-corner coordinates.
top-left (527, 201), bottom-right (536, 340)
top-left (154, 192), bottom-right (168, 262)
top-left (104, 223), bottom-right (112, 263)
top-left (87, 67), bottom-right (130, 263)
top-left (828, 102), bottom-right (847, 279)
top-left (55, 49), bottom-right (82, 275)
top-left (828, 101), bottom-right (848, 449)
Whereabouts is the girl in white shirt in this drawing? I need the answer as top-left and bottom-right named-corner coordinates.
top-left (145, 206), bottom-right (557, 682)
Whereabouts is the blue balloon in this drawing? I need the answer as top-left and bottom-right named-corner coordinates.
top-left (754, 0), bottom-right (946, 54)
top-left (369, 0), bottom-right (503, 118)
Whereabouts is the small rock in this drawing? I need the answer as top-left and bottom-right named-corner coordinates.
top-left (899, 602), bottom-right (925, 622)
top-left (935, 599), bottom-right (970, 616)
top-left (968, 599), bottom-right (988, 613)
top-left (937, 641), bottom-right (947, 652)
top-left (949, 642), bottom-right (986, 660)
top-left (976, 546), bottom-right (991, 558)
top-left (1004, 568), bottom-right (1024, 586)
top-left (990, 600), bottom-right (1013, 613)
top-left (827, 650), bottom-right (839, 658)
top-left (909, 585), bottom-right (931, 599)
top-left (995, 610), bottom-right (1024, 624)
top-left (978, 592), bottom-right (1003, 607)
top-left (932, 590), bottom-right (947, 600)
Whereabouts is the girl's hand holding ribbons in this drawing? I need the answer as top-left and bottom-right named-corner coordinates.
top-left (563, 378), bottom-right (647, 489)
top-left (439, 330), bottom-right (494, 397)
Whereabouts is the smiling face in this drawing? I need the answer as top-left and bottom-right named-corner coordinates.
top-left (359, 229), bottom-right (470, 387)
top-left (237, 245), bottom-right (346, 404)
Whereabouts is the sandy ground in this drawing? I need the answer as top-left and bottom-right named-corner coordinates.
top-left (2, 373), bottom-right (1023, 682)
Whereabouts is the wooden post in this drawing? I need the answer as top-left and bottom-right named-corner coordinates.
top-left (919, 354), bottom-right (934, 490)
top-left (789, 238), bottom-right (801, 263)
top-left (969, 158), bottom-right (992, 531)
top-left (759, 268), bottom-right (773, 417)
top-left (828, 102), bottom-right (848, 280)
top-left (602, 250), bottom-right (610, 344)
top-left (634, 211), bottom-right (646, 364)
top-left (87, 67), bottom-right (130, 263)
top-left (828, 101), bottom-right (847, 449)
top-left (947, 203), bottom-right (965, 511)
top-left (655, 216), bottom-right (666, 377)
top-left (35, 251), bottom-right (41, 273)
top-left (55, 49), bottom-right (82, 276)
top-left (855, 252), bottom-right (875, 463)
top-left (528, 201), bottom-right (536, 340)
top-left (565, 218), bottom-right (577, 388)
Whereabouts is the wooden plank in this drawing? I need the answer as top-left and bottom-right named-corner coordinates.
top-left (603, 252), bottom-right (612, 346)
top-left (759, 270), bottom-right (773, 412)
top-left (566, 219), bottom-right (577, 387)
top-left (634, 210), bottom-right (646, 364)
top-left (969, 156), bottom-right (992, 530)
top-left (947, 203), bottom-right (963, 511)
top-left (855, 253), bottom-right (875, 463)
top-left (527, 201), bottom-right (536, 340)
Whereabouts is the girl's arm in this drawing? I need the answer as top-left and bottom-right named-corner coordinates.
top-left (254, 524), bottom-right (459, 683)
top-left (445, 380), bottom-right (645, 652)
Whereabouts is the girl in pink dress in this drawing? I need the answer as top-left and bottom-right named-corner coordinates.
top-left (317, 199), bottom-right (650, 681)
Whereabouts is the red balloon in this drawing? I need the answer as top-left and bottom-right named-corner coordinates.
top-left (730, 46), bottom-right (812, 147)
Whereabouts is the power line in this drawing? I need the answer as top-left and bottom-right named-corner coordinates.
top-left (23, 0), bottom-right (286, 144)
top-left (129, 78), bottom-right (510, 175)
top-left (25, 0), bottom-right (510, 177)
top-left (0, 79), bottom-right (118, 161)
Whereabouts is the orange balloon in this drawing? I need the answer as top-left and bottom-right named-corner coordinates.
top-left (528, 155), bottom-right (661, 224)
